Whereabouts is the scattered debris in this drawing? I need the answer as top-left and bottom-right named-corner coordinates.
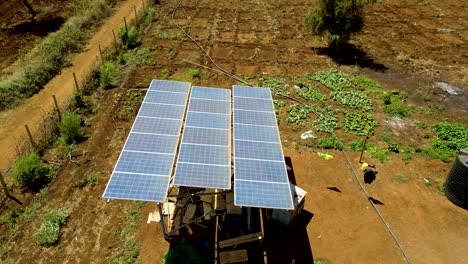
top-left (433, 81), bottom-right (462, 96)
top-left (301, 130), bottom-right (316, 139)
top-left (317, 152), bottom-right (333, 160)
top-left (437, 28), bottom-right (454, 33)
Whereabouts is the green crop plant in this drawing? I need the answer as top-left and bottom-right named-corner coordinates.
top-left (312, 105), bottom-right (339, 133)
top-left (366, 145), bottom-right (391, 162)
top-left (331, 90), bottom-right (372, 111)
top-left (382, 91), bottom-right (415, 118)
top-left (354, 75), bottom-right (383, 94)
top-left (315, 134), bottom-right (344, 150)
top-left (421, 122), bottom-right (468, 162)
top-left (346, 138), bottom-right (366, 151)
top-left (312, 68), bottom-right (354, 91)
top-left (343, 111), bottom-right (379, 136)
top-left (286, 104), bottom-right (313, 126)
top-left (292, 76), bottom-right (327, 102)
top-left (258, 75), bottom-right (290, 95)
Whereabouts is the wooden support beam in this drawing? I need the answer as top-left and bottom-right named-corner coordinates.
top-left (219, 249), bottom-right (248, 264)
top-left (183, 204), bottom-right (197, 224)
top-left (219, 232), bottom-right (263, 249)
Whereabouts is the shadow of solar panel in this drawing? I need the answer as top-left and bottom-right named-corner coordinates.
top-left (103, 172), bottom-right (170, 201)
top-left (233, 110), bottom-right (277, 126)
top-left (234, 124), bottom-right (279, 143)
top-left (138, 103), bottom-right (185, 119)
top-left (191, 86), bottom-right (231, 101)
top-left (185, 112), bottom-right (230, 129)
top-left (178, 144), bottom-right (229, 165)
top-left (133, 117), bottom-right (181, 135)
top-left (182, 127), bottom-right (229, 146)
top-left (149, 80), bottom-right (190, 93)
top-left (234, 158), bottom-right (288, 182)
top-left (189, 98), bottom-right (231, 114)
top-left (174, 163), bottom-right (231, 189)
top-left (124, 133), bottom-right (177, 154)
top-left (144, 90), bottom-right (188, 105)
top-left (234, 97), bottom-right (274, 112)
top-left (234, 140), bottom-right (284, 161)
top-left (233, 85), bottom-right (271, 99)
top-left (115, 151), bottom-right (174, 175)
top-left (235, 180), bottom-right (293, 209)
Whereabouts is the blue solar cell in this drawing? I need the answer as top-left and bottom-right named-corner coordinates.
top-left (235, 180), bottom-right (293, 209)
top-left (138, 103), bottom-right (185, 120)
top-left (149, 80), bottom-right (190, 94)
top-left (174, 163), bottom-right (231, 189)
top-left (115, 151), bottom-right (174, 175)
top-left (185, 112), bottom-right (230, 129)
top-left (233, 110), bottom-right (277, 126)
top-left (103, 172), bottom-right (170, 202)
top-left (144, 91), bottom-right (188, 105)
top-left (234, 140), bottom-right (284, 161)
top-left (234, 124), bottom-right (279, 143)
top-left (234, 158), bottom-right (288, 182)
top-left (189, 98), bottom-right (230, 114)
top-left (191, 86), bottom-right (231, 101)
top-left (178, 144), bottom-right (229, 165)
top-left (233, 85), bottom-right (271, 99)
top-left (124, 133), bottom-right (177, 154)
top-left (182, 127), bottom-right (229, 146)
top-left (133, 117), bottom-right (181, 135)
top-left (234, 97), bottom-right (274, 112)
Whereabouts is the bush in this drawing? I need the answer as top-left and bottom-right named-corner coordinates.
top-left (59, 111), bottom-right (83, 144)
top-left (12, 152), bottom-right (51, 191)
top-left (99, 61), bottom-right (119, 89)
top-left (305, 0), bottom-right (367, 51)
top-left (36, 208), bottom-right (70, 246)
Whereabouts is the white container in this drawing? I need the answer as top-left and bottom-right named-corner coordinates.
top-left (272, 184), bottom-right (307, 225)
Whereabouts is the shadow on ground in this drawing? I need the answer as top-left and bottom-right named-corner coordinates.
top-left (314, 44), bottom-right (388, 72)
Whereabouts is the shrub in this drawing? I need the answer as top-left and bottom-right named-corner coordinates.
top-left (99, 61), bottom-right (119, 89)
top-left (305, 0), bottom-right (367, 51)
top-left (59, 111), bottom-right (83, 144)
top-left (12, 152), bottom-right (51, 191)
top-left (36, 208), bottom-right (70, 246)
top-left (164, 239), bottom-right (208, 264)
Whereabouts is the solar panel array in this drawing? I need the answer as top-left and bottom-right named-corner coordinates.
top-left (173, 86), bottom-right (232, 189)
top-left (103, 80), bottom-right (190, 202)
top-left (232, 85), bottom-right (294, 210)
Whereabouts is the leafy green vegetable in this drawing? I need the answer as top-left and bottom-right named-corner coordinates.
top-left (331, 90), bottom-right (372, 111)
top-left (312, 68), bottom-right (354, 91)
top-left (343, 111), bottom-right (379, 136)
top-left (312, 105), bottom-right (339, 133)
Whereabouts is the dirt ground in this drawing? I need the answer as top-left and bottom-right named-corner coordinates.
top-left (1, 0), bottom-right (467, 263)
top-left (0, 0), bottom-right (73, 74)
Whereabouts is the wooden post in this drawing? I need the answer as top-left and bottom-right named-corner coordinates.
top-left (142, 0), bottom-right (146, 13)
top-left (133, 6), bottom-right (138, 25)
top-left (0, 172), bottom-right (22, 205)
top-left (98, 45), bottom-right (104, 62)
top-left (73, 72), bottom-right (80, 93)
top-left (25, 124), bottom-right (35, 150)
top-left (359, 135), bottom-right (369, 163)
top-left (52, 95), bottom-right (61, 121)
top-left (0, 172), bottom-right (10, 197)
top-left (112, 29), bottom-right (118, 51)
top-left (124, 17), bottom-right (128, 31)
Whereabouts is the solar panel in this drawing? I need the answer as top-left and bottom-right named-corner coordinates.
top-left (144, 91), bottom-right (188, 105)
top-left (233, 85), bottom-right (293, 210)
top-left (185, 112), bottom-right (230, 129)
top-left (173, 86), bottom-right (231, 189)
top-left (103, 80), bottom-right (190, 202)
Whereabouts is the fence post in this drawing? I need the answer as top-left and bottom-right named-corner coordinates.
top-left (142, 0), bottom-right (146, 13)
top-left (25, 125), bottom-right (36, 150)
top-left (112, 29), bottom-right (118, 52)
top-left (134, 6), bottom-right (139, 25)
top-left (0, 172), bottom-right (10, 197)
top-left (73, 72), bottom-right (80, 93)
top-left (124, 17), bottom-right (128, 31)
top-left (53, 95), bottom-right (61, 122)
top-left (99, 45), bottom-right (104, 62)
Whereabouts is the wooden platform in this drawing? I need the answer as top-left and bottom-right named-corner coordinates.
top-left (219, 249), bottom-right (248, 264)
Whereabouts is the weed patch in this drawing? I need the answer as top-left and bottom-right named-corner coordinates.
top-left (315, 134), bottom-right (344, 150)
top-left (36, 208), bottom-right (70, 246)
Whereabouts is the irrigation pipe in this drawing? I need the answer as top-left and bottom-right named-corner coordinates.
top-left (171, 1), bottom-right (411, 263)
